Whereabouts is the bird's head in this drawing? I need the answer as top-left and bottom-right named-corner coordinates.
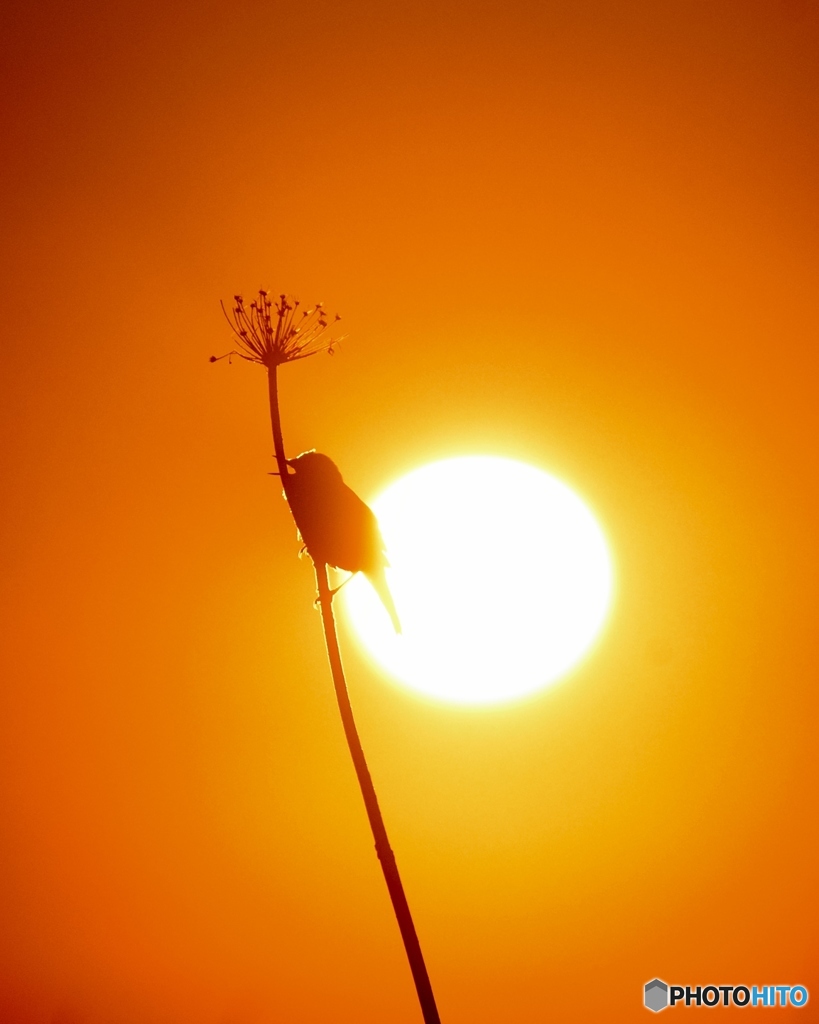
top-left (285, 450), bottom-right (344, 483)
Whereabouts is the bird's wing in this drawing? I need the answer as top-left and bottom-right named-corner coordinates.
top-left (330, 483), bottom-right (387, 573)
top-left (336, 486), bottom-right (401, 632)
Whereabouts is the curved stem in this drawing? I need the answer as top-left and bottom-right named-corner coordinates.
top-left (265, 362), bottom-right (442, 1023)
top-left (315, 566), bottom-right (442, 1024)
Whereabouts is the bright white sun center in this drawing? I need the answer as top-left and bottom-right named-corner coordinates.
top-left (340, 456), bottom-right (613, 704)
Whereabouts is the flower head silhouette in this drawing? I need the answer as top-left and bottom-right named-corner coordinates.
top-left (213, 289), bottom-right (342, 368)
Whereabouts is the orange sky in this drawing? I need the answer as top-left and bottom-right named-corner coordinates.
top-left (1, 0), bottom-right (817, 1021)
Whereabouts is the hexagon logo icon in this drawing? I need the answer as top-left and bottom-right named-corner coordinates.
top-left (645, 979), bottom-right (669, 1012)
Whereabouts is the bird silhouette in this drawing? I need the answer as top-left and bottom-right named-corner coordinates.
top-left (283, 451), bottom-right (401, 633)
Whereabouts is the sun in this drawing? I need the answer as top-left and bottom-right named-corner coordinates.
top-left (340, 456), bottom-right (614, 704)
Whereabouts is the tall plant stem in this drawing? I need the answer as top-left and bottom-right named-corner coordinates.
top-left (315, 565), bottom-right (442, 1024)
top-left (266, 366), bottom-right (442, 1024)
top-left (267, 364), bottom-right (290, 488)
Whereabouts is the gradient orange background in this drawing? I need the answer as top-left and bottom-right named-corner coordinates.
top-left (1, 0), bottom-right (817, 1021)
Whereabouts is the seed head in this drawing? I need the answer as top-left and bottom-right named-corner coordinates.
top-left (218, 289), bottom-right (343, 368)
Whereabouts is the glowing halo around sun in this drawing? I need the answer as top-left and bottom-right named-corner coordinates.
top-left (340, 456), bottom-right (614, 704)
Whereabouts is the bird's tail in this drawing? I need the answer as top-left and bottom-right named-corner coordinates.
top-left (365, 567), bottom-right (402, 634)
